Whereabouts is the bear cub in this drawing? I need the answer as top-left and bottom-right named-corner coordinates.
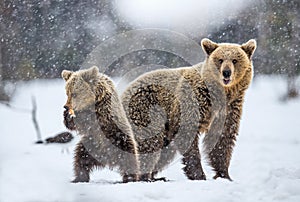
top-left (62, 66), bottom-right (140, 183)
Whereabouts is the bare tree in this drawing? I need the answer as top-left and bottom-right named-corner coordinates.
top-left (0, 23), bottom-right (9, 101)
top-left (285, 3), bottom-right (299, 99)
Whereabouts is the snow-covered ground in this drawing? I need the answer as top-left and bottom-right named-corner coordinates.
top-left (0, 76), bottom-right (300, 202)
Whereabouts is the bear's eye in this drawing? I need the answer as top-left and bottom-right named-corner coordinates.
top-left (232, 59), bottom-right (237, 64)
top-left (71, 93), bottom-right (77, 98)
top-left (218, 59), bottom-right (223, 64)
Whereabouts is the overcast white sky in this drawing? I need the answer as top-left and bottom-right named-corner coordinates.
top-left (115, 0), bottom-right (254, 36)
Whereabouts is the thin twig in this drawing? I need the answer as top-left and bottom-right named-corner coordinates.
top-left (31, 96), bottom-right (43, 143)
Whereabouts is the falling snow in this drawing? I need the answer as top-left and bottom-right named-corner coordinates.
top-left (0, 0), bottom-right (300, 201)
top-left (0, 76), bottom-right (300, 202)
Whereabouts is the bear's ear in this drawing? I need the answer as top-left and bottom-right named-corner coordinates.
top-left (241, 39), bottom-right (257, 59)
top-left (201, 38), bottom-right (219, 56)
top-left (61, 70), bottom-right (73, 81)
top-left (81, 66), bottom-right (99, 82)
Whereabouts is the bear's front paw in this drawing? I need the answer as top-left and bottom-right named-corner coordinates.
top-left (63, 109), bottom-right (76, 130)
top-left (151, 177), bottom-right (169, 182)
top-left (71, 176), bottom-right (89, 183)
top-left (213, 171), bottom-right (232, 181)
top-left (186, 172), bottom-right (207, 181)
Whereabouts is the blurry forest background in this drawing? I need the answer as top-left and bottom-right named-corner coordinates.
top-left (0, 0), bottom-right (299, 102)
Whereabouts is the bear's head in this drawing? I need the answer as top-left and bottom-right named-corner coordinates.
top-left (61, 66), bottom-right (99, 114)
top-left (201, 38), bottom-right (256, 87)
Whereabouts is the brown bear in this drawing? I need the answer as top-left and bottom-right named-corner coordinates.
top-left (62, 66), bottom-right (140, 183)
top-left (121, 38), bottom-right (256, 181)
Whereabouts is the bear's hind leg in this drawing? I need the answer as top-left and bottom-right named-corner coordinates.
top-left (114, 137), bottom-right (140, 183)
top-left (72, 142), bottom-right (101, 183)
top-left (151, 144), bottom-right (177, 181)
top-left (179, 135), bottom-right (206, 180)
top-left (138, 152), bottom-right (161, 182)
top-left (119, 154), bottom-right (140, 183)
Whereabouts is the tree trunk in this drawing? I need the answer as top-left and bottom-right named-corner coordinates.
top-left (286, 6), bottom-right (299, 100)
top-left (0, 41), bottom-right (9, 101)
top-left (287, 75), bottom-right (298, 99)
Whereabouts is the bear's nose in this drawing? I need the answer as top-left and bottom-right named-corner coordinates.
top-left (222, 69), bottom-right (231, 78)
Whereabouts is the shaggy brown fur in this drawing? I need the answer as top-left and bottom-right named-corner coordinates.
top-left (62, 66), bottom-right (140, 183)
top-left (121, 38), bottom-right (256, 181)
